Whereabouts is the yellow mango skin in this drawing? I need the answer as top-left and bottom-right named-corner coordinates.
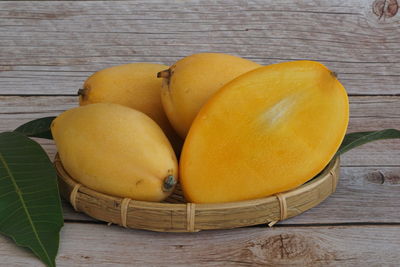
top-left (51, 103), bottom-right (178, 202)
top-left (180, 61), bottom-right (349, 204)
top-left (160, 53), bottom-right (261, 138)
top-left (79, 63), bottom-right (182, 152)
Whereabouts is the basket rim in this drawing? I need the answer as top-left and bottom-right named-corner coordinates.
top-left (55, 154), bottom-right (339, 209)
top-left (55, 154), bottom-right (340, 232)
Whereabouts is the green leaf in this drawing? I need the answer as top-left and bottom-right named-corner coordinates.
top-left (14, 117), bottom-right (55, 140)
top-left (0, 132), bottom-right (63, 267)
top-left (336, 129), bottom-right (400, 156)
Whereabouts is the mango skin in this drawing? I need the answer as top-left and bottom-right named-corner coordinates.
top-left (79, 63), bottom-right (182, 153)
top-left (180, 61), bottom-right (349, 203)
top-left (160, 53), bottom-right (261, 138)
top-left (52, 103), bottom-right (178, 202)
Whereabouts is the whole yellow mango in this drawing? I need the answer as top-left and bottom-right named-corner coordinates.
top-left (180, 61), bottom-right (349, 203)
top-left (51, 103), bottom-right (178, 202)
top-left (78, 63), bottom-right (182, 152)
top-left (158, 53), bottom-right (261, 138)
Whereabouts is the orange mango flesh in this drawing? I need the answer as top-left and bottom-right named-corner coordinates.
top-left (180, 61), bottom-right (349, 204)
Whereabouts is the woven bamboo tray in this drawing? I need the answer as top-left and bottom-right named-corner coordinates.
top-left (55, 154), bottom-right (340, 232)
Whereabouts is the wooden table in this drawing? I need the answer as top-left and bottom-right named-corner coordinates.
top-left (1, 0), bottom-right (399, 266)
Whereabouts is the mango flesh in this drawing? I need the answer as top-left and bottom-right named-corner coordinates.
top-left (180, 61), bottom-right (349, 203)
top-left (79, 63), bottom-right (182, 152)
top-left (51, 103), bottom-right (178, 202)
top-left (159, 53), bottom-right (261, 138)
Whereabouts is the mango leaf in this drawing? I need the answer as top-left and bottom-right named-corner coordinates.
top-left (14, 117), bottom-right (55, 140)
top-left (336, 129), bottom-right (400, 156)
top-left (0, 131), bottom-right (63, 267)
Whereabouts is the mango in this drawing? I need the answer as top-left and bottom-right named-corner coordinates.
top-left (51, 103), bottom-right (178, 202)
top-left (180, 61), bottom-right (349, 203)
top-left (158, 53), bottom-right (261, 138)
top-left (78, 63), bottom-right (182, 153)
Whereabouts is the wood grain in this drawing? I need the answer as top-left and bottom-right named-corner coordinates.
top-left (0, 0), bottom-right (399, 95)
top-left (0, 223), bottom-right (399, 266)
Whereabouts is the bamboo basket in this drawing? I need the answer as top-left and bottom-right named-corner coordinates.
top-left (55, 154), bottom-right (340, 232)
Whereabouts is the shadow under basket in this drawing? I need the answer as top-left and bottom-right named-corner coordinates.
top-left (55, 154), bottom-right (340, 232)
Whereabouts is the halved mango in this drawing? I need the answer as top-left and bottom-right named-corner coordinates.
top-left (180, 61), bottom-right (349, 203)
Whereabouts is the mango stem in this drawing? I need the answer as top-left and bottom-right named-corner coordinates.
top-left (77, 88), bottom-right (86, 96)
top-left (157, 69), bottom-right (171, 79)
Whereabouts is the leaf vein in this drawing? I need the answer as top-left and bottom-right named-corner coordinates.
top-left (0, 153), bottom-right (53, 265)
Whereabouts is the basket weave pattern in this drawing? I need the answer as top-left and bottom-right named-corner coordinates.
top-left (55, 154), bottom-right (340, 232)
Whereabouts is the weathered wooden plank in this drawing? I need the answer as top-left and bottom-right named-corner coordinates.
top-left (0, 0), bottom-right (399, 95)
top-left (0, 223), bottom-right (399, 266)
top-left (285, 165), bottom-right (400, 224)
